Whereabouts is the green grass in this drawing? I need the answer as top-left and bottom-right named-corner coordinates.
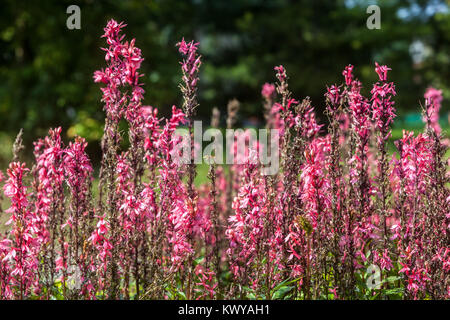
top-left (194, 162), bottom-right (212, 186)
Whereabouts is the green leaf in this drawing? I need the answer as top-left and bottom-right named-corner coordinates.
top-left (272, 286), bottom-right (295, 299)
top-left (385, 276), bottom-right (402, 283)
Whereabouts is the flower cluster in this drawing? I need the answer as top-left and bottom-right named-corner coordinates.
top-left (424, 87), bottom-right (443, 135)
top-left (93, 19), bottom-right (144, 123)
top-left (0, 20), bottom-right (448, 301)
top-left (2, 162), bottom-right (38, 299)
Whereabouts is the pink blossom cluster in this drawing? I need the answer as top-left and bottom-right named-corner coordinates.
top-left (0, 20), bottom-right (448, 300)
top-left (93, 19), bottom-right (144, 132)
top-left (424, 87), bottom-right (443, 135)
top-left (2, 163), bottom-right (38, 299)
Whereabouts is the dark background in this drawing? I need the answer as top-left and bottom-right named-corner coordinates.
top-left (0, 0), bottom-right (449, 163)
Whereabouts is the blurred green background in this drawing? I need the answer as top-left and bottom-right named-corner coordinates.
top-left (0, 0), bottom-right (449, 165)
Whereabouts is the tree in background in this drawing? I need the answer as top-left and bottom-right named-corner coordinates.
top-left (0, 0), bottom-right (448, 162)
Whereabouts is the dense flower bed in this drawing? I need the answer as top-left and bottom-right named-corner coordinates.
top-left (0, 20), bottom-right (448, 300)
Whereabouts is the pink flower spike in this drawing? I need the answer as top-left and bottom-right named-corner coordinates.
top-left (375, 62), bottom-right (391, 81)
top-left (261, 83), bottom-right (275, 100)
top-left (342, 64), bottom-right (354, 86)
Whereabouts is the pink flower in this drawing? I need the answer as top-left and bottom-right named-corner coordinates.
top-left (374, 62), bottom-right (391, 81)
top-left (423, 87), bottom-right (443, 135)
top-left (371, 65), bottom-right (396, 136)
top-left (261, 83), bottom-right (276, 100)
top-left (2, 162), bottom-right (39, 298)
top-left (89, 215), bottom-right (112, 285)
top-left (274, 65), bottom-right (287, 82)
top-left (326, 85), bottom-right (341, 107)
top-left (176, 38), bottom-right (201, 119)
top-left (342, 64), bottom-right (354, 86)
top-left (94, 19), bottom-right (145, 123)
